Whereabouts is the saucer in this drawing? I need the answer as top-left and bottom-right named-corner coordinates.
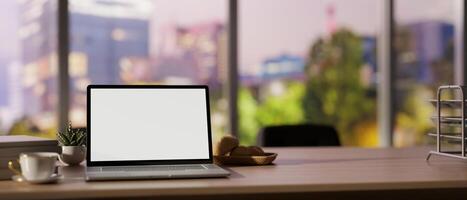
top-left (12, 174), bottom-right (62, 184)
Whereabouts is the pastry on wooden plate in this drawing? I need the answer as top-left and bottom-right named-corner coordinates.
top-left (214, 140), bottom-right (276, 165)
top-left (230, 146), bottom-right (264, 156)
top-left (230, 146), bottom-right (251, 156)
top-left (214, 136), bottom-right (239, 156)
top-left (248, 146), bottom-right (265, 156)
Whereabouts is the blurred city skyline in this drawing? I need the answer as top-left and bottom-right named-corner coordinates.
top-left (0, 0), bottom-right (458, 70)
top-left (0, 0), bottom-right (461, 147)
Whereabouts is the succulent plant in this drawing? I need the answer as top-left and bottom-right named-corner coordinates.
top-left (57, 122), bottom-right (86, 146)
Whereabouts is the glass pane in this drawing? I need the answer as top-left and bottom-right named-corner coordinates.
top-left (239, 0), bottom-right (382, 146)
top-left (394, 0), bottom-right (458, 147)
top-left (69, 0), bottom-right (228, 140)
top-left (0, 0), bottom-right (58, 138)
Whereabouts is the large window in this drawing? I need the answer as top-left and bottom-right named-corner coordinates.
top-left (0, 0), bottom-right (58, 138)
top-left (0, 0), bottom-right (463, 148)
top-left (68, 0), bottom-right (229, 140)
top-left (238, 0), bottom-right (382, 146)
top-left (393, 0), bottom-right (458, 147)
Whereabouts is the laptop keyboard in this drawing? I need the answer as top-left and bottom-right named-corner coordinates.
top-left (98, 165), bottom-right (206, 172)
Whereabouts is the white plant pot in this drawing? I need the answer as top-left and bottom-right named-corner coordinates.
top-left (59, 146), bottom-right (86, 166)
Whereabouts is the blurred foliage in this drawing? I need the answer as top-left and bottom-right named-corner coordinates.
top-left (239, 82), bottom-right (306, 145)
top-left (394, 86), bottom-right (435, 147)
top-left (8, 117), bottom-right (56, 139)
top-left (238, 87), bottom-right (259, 145)
top-left (303, 29), bottom-right (377, 145)
top-left (256, 83), bottom-right (305, 125)
top-left (353, 119), bottom-right (378, 147)
top-left (238, 28), bottom-right (378, 146)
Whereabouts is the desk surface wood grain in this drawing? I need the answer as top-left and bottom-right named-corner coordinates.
top-left (2, 146), bottom-right (467, 200)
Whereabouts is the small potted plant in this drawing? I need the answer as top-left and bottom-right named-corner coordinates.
top-left (57, 122), bottom-right (86, 166)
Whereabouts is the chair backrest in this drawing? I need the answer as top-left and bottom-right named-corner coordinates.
top-left (259, 124), bottom-right (340, 147)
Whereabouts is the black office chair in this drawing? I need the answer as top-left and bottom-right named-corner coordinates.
top-left (258, 124), bottom-right (340, 147)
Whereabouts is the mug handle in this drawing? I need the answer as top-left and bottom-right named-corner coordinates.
top-left (8, 160), bottom-right (21, 175)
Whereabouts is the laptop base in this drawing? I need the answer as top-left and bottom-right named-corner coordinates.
top-left (85, 164), bottom-right (230, 181)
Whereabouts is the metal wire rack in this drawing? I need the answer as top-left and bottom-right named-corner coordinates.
top-left (427, 85), bottom-right (467, 160)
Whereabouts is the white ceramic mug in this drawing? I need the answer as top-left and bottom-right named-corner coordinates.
top-left (8, 152), bottom-right (58, 181)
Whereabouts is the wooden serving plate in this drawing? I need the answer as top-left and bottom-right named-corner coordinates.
top-left (214, 153), bottom-right (277, 166)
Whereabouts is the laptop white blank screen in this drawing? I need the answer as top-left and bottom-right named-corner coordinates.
top-left (90, 88), bottom-right (210, 162)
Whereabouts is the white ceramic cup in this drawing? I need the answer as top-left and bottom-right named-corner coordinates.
top-left (8, 152), bottom-right (58, 181)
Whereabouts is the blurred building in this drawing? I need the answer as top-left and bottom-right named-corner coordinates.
top-left (69, 0), bottom-right (151, 125)
top-left (260, 54), bottom-right (305, 81)
top-left (0, 59), bottom-right (8, 107)
top-left (394, 21), bottom-right (454, 120)
top-left (0, 61), bottom-right (25, 134)
top-left (155, 22), bottom-right (227, 89)
top-left (361, 36), bottom-right (378, 88)
top-left (69, 0), bottom-right (150, 85)
top-left (19, 0), bottom-right (152, 127)
top-left (18, 0), bottom-right (57, 129)
top-left (396, 21), bottom-right (454, 85)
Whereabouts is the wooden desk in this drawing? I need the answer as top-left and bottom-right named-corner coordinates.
top-left (2, 147), bottom-right (467, 200)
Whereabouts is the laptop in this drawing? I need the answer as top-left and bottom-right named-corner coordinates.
top-left (85, 85), bottom-right (230, 181)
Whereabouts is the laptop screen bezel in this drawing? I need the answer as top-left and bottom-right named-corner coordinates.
top-left (86, 85), bottom-right (214, 166)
